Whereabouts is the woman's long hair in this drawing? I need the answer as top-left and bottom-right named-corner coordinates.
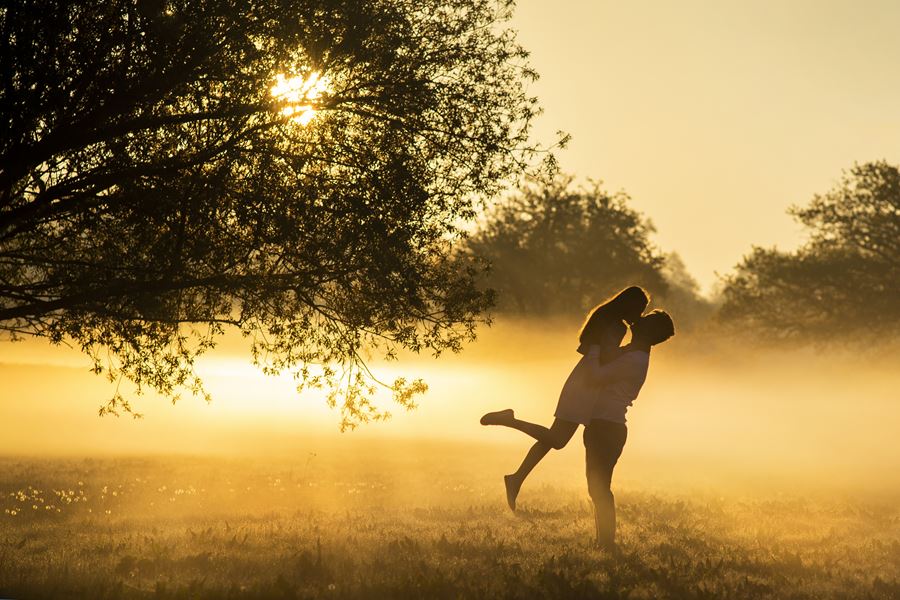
top-left (578, 286), bottom-right (650, 346)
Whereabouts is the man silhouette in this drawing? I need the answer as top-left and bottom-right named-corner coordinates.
top-left (582, 309), bottom-right (675, 552)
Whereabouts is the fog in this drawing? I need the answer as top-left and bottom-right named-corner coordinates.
top-left (1, 318), bottom-right (898, 496)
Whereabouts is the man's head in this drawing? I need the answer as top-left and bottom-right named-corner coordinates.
top-left (631, 310), bottom-right (675, 346)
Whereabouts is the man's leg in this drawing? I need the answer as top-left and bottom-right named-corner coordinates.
top-left (584, 419), bottom-right (627, 550)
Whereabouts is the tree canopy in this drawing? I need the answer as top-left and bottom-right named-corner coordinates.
top-left (718, 161), bottom-right (900, 342)
top-left (463, 176), bottom-right (671, 316)
top-left (0, 0), bottom-right (550, 427)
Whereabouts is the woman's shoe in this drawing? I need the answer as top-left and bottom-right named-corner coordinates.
top-left (480, 408), bottom-right (514, 426)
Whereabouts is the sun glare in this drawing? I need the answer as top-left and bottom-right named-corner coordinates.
top-left (270, 72), bottom-right (330, 126)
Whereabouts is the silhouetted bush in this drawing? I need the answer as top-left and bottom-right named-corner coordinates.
top-left (464, 176), bottom-right (711, 325)
top-left (718, 161), bottom-right (900, 343)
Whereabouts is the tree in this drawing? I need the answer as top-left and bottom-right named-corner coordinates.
top-left (463, 176), bottom-right (669, 316)
top-left (659, 252), bottom-right (715, 331)
top-left (718, 161), bottom-right (900, 342)
top-left (0, 0), bottom-right (551, 428)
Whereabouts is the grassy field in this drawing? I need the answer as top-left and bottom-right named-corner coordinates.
top-left (1, 449), bottom-right (898, 600)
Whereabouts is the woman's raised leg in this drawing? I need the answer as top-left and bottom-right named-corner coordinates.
top-left (481, 410), bottom-right (577, 449)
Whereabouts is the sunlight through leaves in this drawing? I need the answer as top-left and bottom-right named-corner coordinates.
top-left (270, 72), bottom-right (330, 125)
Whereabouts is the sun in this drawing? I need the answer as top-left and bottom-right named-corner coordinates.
top-left (270, 72), bottom-right (330, 126)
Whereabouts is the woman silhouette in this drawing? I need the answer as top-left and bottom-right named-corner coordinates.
top-left (480, 286), bottom-right (649, 510)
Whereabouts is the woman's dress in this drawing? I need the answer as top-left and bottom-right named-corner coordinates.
top-left (554, 324), bottom-right (624, 425)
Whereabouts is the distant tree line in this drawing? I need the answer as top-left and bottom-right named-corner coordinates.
top-left (462, 175), bottom-right (712, 328)
top-left (718, 161), bottom-right (900, 343)
top-left (466, 161), bottom-right (899, 345)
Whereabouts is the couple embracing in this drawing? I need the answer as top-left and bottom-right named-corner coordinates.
top-left (481, 286), bottom-right (675, 552)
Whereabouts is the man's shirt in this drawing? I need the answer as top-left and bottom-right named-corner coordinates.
top-left (585, 349), bottom-right (650, 424)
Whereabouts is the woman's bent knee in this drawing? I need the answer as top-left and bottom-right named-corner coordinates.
top-left (550, 437), bottom-right (569, 450)
top-left (547, 419), bottom-right (578, 450)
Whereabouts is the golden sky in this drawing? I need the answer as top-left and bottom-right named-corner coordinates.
top-left (513, 0), bottom-right (900, 291)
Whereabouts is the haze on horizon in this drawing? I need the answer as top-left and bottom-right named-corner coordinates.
top-left (3, 320), bottom-right (899, 497)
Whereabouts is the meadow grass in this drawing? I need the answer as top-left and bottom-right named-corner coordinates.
top-left (0, 453), bottom-right (898, 599)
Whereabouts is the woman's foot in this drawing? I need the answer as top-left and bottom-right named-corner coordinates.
top-left (504, 474), bottom-right (522, 512)
top-left (480, 408), bottom-right (514, 426)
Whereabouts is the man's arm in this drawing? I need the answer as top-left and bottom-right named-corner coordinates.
top-left (584, 347), bottom-right (636, 385)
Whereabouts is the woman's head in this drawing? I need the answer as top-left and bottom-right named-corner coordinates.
top-left (612, 286), bottom-right (651, 325)
top-left (578, 286), bottom-right (650, 346)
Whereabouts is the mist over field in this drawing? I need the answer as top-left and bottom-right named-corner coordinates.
top-left (3, 318), bottom-right (899, 497)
